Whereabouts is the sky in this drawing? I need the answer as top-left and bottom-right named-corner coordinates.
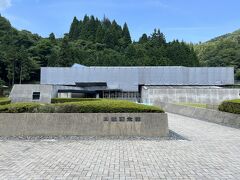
top-left (0, 0), bottom-right (240, 43)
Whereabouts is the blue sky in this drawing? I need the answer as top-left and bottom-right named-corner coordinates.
top-left (0, 0), bottom-right (240, 43)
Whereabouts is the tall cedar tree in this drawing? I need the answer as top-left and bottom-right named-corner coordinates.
top-left (122, 23), bottom-right (132, 47)
top-left (69, 17), bottom-right (80, 40)
top-left (139, 34), bottom-right (148, 44)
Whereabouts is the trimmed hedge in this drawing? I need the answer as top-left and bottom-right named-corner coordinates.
top-left (0, 103), bottom-right (40, 113)
top-left (0, 99), bottom-right (164, 113)
top-left (218, 99), bottom-right (240, 114)
top-left (0, 98), bottom-right (11, 105)
top-left (53, 100), bottom-right (164, 113)
top-left (51, 98), bottom-right (101, 104)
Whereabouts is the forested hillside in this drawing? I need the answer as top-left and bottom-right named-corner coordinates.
top-left (0, 14), bottom-right (199, 86)
top-left (195, 30), bottom-right (240, 80)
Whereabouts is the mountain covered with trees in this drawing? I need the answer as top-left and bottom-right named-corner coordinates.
top-left (0, 14), bottom-right (201, 86)
top-left (195, 30), bottom-right (240, 80)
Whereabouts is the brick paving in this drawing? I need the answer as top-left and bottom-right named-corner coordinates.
top-left (0, 113), bottom-right (240, 179)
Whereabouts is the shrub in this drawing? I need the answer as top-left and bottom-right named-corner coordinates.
top-left (37, 104), bottom-right (56, 113)
top-left (218, 99), bottom-right (240, 114)
top-left (54, 99), bottom-right (164, 113)
top-left (51, 98), bottom-right (101, 104)
top-left (0, 103), bottom-right (40, 113)
top-left (0, 98), bottom-right (11, 105)
top-left (0, 99), bottom-right (164, 113)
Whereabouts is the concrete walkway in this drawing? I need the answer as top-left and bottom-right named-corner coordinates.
top-left (0, 113), bottom-right (240, 179)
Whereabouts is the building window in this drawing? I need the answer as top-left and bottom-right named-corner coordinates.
top-left (32, 92), bottom-right (40, 100)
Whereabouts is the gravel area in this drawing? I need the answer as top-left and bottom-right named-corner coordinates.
top-left (0, 130), bottom-right (186, 141)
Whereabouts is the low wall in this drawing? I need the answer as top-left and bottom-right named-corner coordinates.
top-left (10, 84), bottom-right (84, 103)
top-left (155, 102), bottom-right (240, 129)
top-left (142, 86), bottom-right (240, 104)
top-left (0, 113), bottom-right (168, 137)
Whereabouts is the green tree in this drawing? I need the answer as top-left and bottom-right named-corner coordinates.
top-left (59, 35), bottom-right (72, 66)
top-left (122, 23), bottom-right (132, 47)
top-left (18, 48), bottom-right (39, 84)
top-left (47, 46), bottom-right (60, 67)
top-left (149, 29), bottom-right (166, 47)
top-left (167, 40), bottom-right (198, 66)
top-left (235, 70), bottom-right (240, 80)
top-left (49, 32), bottom-right (56, 44)
top-left (95, 24), bottom-right (105, 43)
top-left (69, 16), bottom-right (80, 40)
top-left (103, 30), bottom-right (115, 48)
top-left (139, 34), bottom-right (148, 44)
top-left (29, 39), bottom-right (53, 67)
top-left (0, 14), bottom-right (11, 33)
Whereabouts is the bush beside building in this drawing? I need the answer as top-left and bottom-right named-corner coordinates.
top-left (218, 99), bottom-right (240, 114)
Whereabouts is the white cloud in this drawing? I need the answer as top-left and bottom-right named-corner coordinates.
top-left (0, 0), bottom-right (12, 11)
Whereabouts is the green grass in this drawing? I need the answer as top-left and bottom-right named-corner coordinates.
top-left (222, 99), bottom-right (240, 103)
top-left (0, 99), bottom-right (164, 113)
top-left (177, 102), bottom-right (207, 108)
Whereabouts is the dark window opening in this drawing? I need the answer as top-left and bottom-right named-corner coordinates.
top-left (32, 92), bottom-right (40, 100)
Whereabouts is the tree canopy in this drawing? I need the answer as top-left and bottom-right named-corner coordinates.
top-left (195, 29), bottom-right (240, 80)
top-left (0, 14), bottom-right (199, 86)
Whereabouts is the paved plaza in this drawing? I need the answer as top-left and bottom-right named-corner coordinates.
top-left (0, 113), bottom-right (240, 179)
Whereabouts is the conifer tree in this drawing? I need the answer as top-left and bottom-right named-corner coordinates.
top-left (103, 30), bottom-right (115, 48)
top-left (80, 15), bottom-right (90, 40)
top-left (69, 16), bottom-right (80, 40)
top-left (59, 35), bottom-right (72, 66)
top-left (49, 32), bottom-right (56, 44)
top-left (88, 15), bottom-right (98, 41)
top-left (95, 24), bottom-right (105, 43)
top-left (102, 16), bottom-right (111, 29)
top-left (150, 29), bottom-right (166, 47)
top-left (122, 23), bottom-right (132, 47)
top-left (139, 34), bottom-right (148, 44)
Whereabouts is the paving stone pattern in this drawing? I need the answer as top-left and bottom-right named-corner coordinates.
top-left (0, 113), bottom-right (240, 179)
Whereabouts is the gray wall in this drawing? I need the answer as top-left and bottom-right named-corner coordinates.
top-left (155, 102), bottom-right (240, 129)
top-left (10, 84), bottom-right (54, 103)
top-left (142, 86), bottom-right (240, 104)
top-left (41, 66), bottom-right (234, 91)
top-left (10, 84), bottom-right (83, 103)
top-left (0, 113), bottom-right (168, 137)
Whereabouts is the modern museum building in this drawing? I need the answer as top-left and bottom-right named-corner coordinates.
top-left (10, 64), bottom-right (240, 104)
